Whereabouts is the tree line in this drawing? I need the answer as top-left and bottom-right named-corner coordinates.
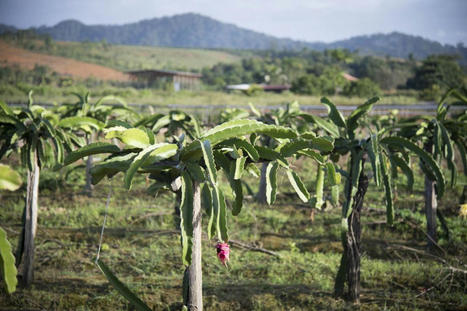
top-left (202, 50), bottom-right (466, 99)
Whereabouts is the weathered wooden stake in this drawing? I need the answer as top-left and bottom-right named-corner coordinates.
top-left (185, 181), bottom-right (203, 310)
top-left (22, 152), bottom-right (40, 287)
top-left (335, 155), bottom-right (369, 303)
top-left (344, 168), bottom-right (368, 303)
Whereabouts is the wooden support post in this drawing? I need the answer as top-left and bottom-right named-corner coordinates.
top-left (22, 152), bottom-right (40, 287)
top-left (185, 181), bottom-right (203, 310)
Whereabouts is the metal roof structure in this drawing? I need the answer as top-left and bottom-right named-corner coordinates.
top-left (226, 84), bottom-right (290, 93)
top-left (126, 69), bottom-right (202, 79)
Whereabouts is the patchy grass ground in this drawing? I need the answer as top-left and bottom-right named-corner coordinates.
top-left (1, 160), bottom-right (466, 310)
top-left (2, 87), bottom-right (418, 117)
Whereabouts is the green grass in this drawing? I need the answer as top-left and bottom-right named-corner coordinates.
top-left (1, 85), bottom-right (418, 111)
top-left (1, 158), bottom-right (465, 310)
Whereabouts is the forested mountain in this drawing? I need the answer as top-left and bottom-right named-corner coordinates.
top-left (1, 13), bottom-right (466, 62)
top-left (328, 32), bottom-right (467, 61)
top-left (38, 14), bottom-right (309, 50)
top-left (0, 24), bottom-right (16, 34)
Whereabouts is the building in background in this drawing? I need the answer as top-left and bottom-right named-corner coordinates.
top-left (127, 69), bottom-right (202, 91)
top-left (226, 84), bottom-right (290, 93)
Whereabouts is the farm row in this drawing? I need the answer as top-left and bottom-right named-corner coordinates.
top-left (0, 89), bottom-right (466, 310)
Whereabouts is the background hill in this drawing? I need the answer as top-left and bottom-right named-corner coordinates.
top-left (1, 13), bottom-right (466, 62)
top-left (35, 14), bottom-right (308, 50)
top-left (327, 32), bottom-right (466, 60)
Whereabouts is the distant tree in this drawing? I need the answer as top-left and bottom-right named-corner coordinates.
top-left (291, 74), bottom-right (321, 95)
top-left (351, 56), bottom-right (415, 90)
top-left (31, 65), bottom-right (49, 85)
top-left (279, 57), bottom-right (306, 82)
top-left (406, 55), bottom-right (465, 96)
top-left (343, 78), bottom-right (381, 98)
top-left (44, 35), bottom-right (54, 51)
top-left (291, 66), bottom-right (348, 96)
top-left (326, 48), bottom-right (354, 64)
top-left (100, 39), bottom-right (110, 50)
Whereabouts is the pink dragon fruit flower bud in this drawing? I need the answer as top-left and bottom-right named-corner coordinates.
top-left (216, 242), bottom-right (230, 266)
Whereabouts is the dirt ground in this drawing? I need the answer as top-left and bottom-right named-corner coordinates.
top-left (0, 40), bottom-right (130, 81)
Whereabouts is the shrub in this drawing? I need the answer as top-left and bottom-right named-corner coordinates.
top-left (342, 78), bottom-right (381, 98)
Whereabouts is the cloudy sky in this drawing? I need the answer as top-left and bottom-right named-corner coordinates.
top-left (1, 0), bottom-right (466, 45)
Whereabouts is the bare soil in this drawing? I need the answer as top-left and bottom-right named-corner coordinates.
top-left (0, 40), bottom-right (130, 81)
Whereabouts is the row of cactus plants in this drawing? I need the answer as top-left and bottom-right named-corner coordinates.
top-left (63, 116), bottom-right (335, 310)
top-left (0, 89), bottom-right (465, 308)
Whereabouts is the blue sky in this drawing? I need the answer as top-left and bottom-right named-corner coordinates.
top-left (1, 0), bottom-right (466, 45)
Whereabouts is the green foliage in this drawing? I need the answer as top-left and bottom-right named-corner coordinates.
top-left (391, 88), bottom-right (467, 194)
top-left (347, 96), bottom-right (380, 136)
top-left (96, 259), bottom-right (152, 311)
top-left (0, 164), bottom-right (22, 191)
top-left (180, 172), bottom-right (194, 265)
top-left (58, 116), bottom-right (105, 132)
top-left (182, 119), bottom-right (297, 160)
top-left (291, 66), bottom-right (349, 96)
top-left (0, 64), bottom-right (59, 87)
top-left (59, 92), bottom-right (133, 126)
top-left (64, 143), bottom-right (120, 166)
top-left (203, 49), bottom-right (421, 96)
top-left (1, 124), bottom-right (466, 309)
top-left (106, 128), bottom-right (149, 149)
top-left (407, 55), bottom-right (465, 99)
top-left (0, 227), bottom-right (17, 294)
top-left (124, 143), bottom-right (177, 190)
top-left (313, 165), bottom-right (326, 209)
top-left (380, 154), bottom-right (394, 224)
top-left (342, 78), bottom-right (381, 98)
top-left (4, 85), bottom-right (461, 307)
top-left (314, 96), bottom-right (453, 300)
top-left (0, 96), bottom-right (77, 169)
top-left (0, 164), bottom-right (21, 295)
top-left (63, 113), bottom-right (313, 271)
top-left (320, 97), bottom-right (346, 128)
top-left (265, 161), bottom-right (279, 205)
top-left (200, 140), bottom-right (218, 186)
top-left (319, 96), bottom-right (440, 225)
top-left (219, 108), bottom-right (250, 123)
top-left (351, 56), bottom-right (416, 90)
top-left (286, 170), bottom-right (309, 203)
top-left (290, 75), bottom-right (321, 95)
top-left (249, 101), bottom-right (338, 207)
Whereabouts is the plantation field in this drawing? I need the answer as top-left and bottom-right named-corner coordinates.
top-left (0, 40), bottom-right (129, 81)
top-left (1, 82), bottom-right (466, 311)
top-left (3, 39), bottom-right (243, 72)
top-left (1, 158), bottom-right (466, 310)
top-left (1, 14), bottom-right (466, 311)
